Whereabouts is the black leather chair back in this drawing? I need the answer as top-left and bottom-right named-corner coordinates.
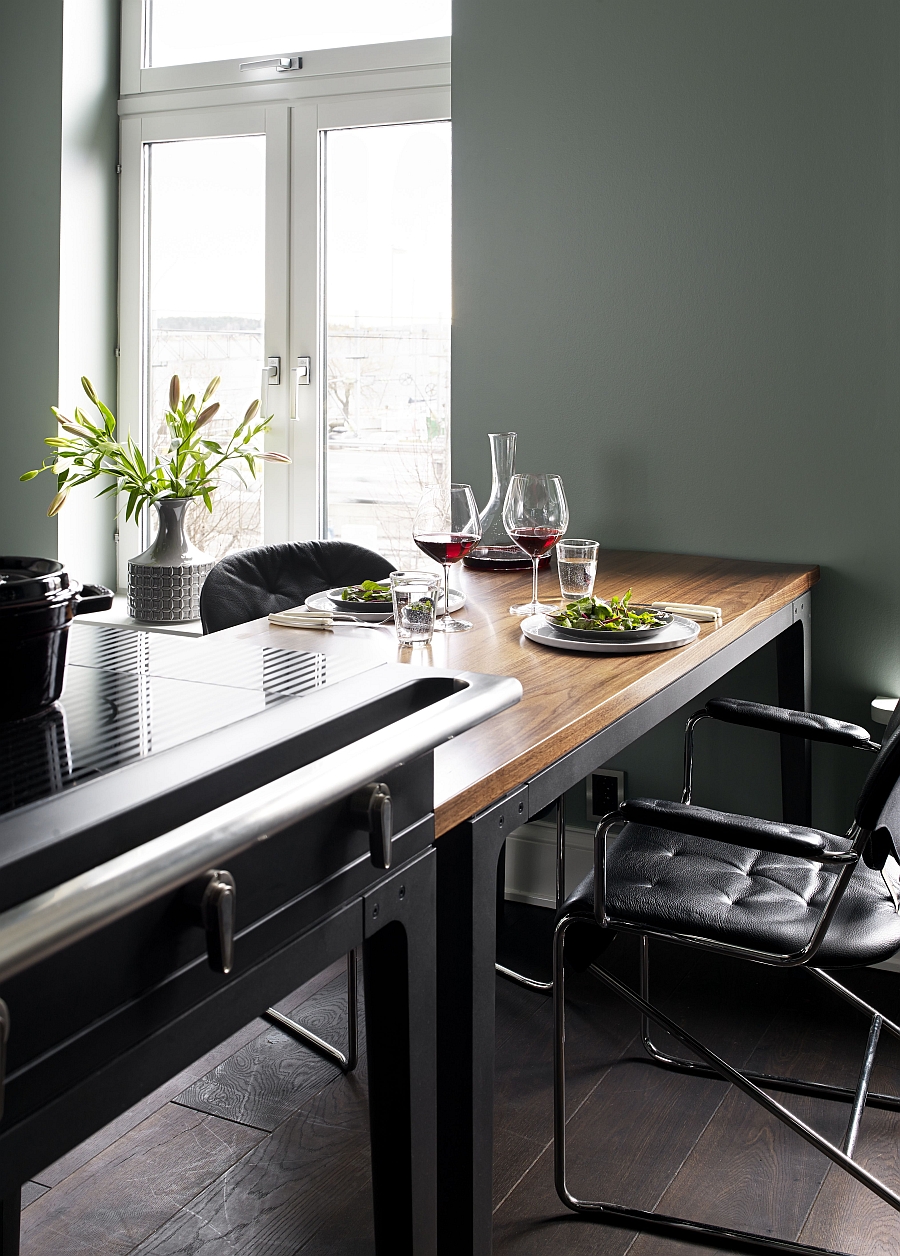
top-left (855, 720), bottom-right (900, 833)
top-left (200, 540), bottom-right (395, 633)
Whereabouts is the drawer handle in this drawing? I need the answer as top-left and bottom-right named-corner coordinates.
top-left (186, 870), bottom-right (236, 975)
top-left (352, 783), bottom-right (393, 869)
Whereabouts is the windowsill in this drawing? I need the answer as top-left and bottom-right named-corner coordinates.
top-left (75, 593), bottom-right (204, 637)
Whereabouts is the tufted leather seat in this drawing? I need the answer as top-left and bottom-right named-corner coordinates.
top-left (559, 823), bottom-right (900, 969)
top-left (200, 540), bottom-right (395, 633)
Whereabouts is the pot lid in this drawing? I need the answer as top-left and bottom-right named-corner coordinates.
top-left (0, 557), bottom-right (71, 606)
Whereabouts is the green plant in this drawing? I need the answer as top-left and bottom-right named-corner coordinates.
top-left (21, 374), bottom-right (290, 519)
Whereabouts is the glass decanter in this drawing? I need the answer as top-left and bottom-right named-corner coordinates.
top-left (465, 432), bottom-right (533, 570)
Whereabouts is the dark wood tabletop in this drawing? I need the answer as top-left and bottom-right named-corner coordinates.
top-left (225, 549), bottom-right (819, 836)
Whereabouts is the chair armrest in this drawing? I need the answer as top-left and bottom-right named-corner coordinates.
top-left (704, 698), bottom-right (873, 748)
top-left (618, 798), bottom-right (853, 863)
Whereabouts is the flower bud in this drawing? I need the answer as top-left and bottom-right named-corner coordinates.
top-left (47, 487), bottom-right (69, 516)
top-left (202, 375), bottom-right (221, 403)
top-left (194, 402), bottom-right (220, 430)
top-left (169, 375), bottom-right (181, 412)
top-left (258, 451), bottom-right (291, 463)
top-left (243, 398), bottom-right (261, 425)
top-left (81, 377), bottom-right (98, 404)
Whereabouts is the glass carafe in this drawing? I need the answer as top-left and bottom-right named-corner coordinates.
top-left (466, 432), bottom-right (552, 570)
top-left (465, 432), bottom-right (534, 570)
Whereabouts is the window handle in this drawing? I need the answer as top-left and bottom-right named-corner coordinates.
top-left (261, 357), bottom-right (280, 419)
top-left (240, 55), bottom-right (302, 73)
top-left (292, 356), bottom-right (311, 421)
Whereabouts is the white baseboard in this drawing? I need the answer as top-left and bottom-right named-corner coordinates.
top-left (504, 819), bottom-right (594, 907)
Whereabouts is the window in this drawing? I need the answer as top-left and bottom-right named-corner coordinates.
top-left (145, 134), bottom-right (266, 560)
top-left (146, 0), bottom-right (451, 67)
top-left (117, 1), bottom-right (451, 587)
top-left (323, 121), bottom-right (451, 567)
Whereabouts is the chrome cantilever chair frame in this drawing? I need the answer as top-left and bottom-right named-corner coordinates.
top-left (635, 709), bottom-right (889, 1111)
top-left (495, 796), bottom-right (567, 993)
top-left (265, 949), bottom-right (359, 1071)
top-left (554, 706), bottom-right (900, 1255)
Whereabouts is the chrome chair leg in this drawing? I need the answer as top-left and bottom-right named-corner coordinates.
top-left (495, 795), bottom-right (565, 993)
top-left (265, 949), bottom-right (358, 1071)
top-left (555, 917), bottom-right (900, 1254)
top-left (638, 936), bottom-right (900, 1115)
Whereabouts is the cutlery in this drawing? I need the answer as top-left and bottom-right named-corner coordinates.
top-left (650, 601), bottom-right (722, 623)
top-left (268, 609), bottom-right (392, 630)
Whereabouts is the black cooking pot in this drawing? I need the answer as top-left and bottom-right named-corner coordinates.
top-left (0, 557), bottom-right (113, 722)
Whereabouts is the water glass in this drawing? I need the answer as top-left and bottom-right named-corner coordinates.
top-left (557, 539), bottom-right (599, 602)
top-left (390, 571), bottom-right (441, 645)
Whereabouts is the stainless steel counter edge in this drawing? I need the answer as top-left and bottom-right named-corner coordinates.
top-left (0, 670), bottom-right (522, 987)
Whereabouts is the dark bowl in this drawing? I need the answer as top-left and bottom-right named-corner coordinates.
top-left (326, 585), bottom-right (394, 614)
top-left (544, 605), bottom-right (673, 643)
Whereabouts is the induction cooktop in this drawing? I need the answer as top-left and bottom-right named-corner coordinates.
top-left (0, 623), bottom-right (379, 817)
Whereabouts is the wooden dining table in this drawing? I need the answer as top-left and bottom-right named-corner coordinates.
top-left (225, 547), bottom-right (820, 1256)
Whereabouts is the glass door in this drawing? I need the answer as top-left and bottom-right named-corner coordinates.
top-left (320, 120), bottom-right (451, 567)
top-left (118, 105), bottom-right (292, 585)
top-left (144, 132), bottom-right (267, 560)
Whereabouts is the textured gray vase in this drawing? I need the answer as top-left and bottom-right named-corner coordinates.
top-left (127, 498), bottom-right (213, 623)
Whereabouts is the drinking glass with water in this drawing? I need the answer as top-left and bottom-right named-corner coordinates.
top-left (557, 539), bottom-right (599, 601)
top-left (390, 571), bottom-right (441, 644)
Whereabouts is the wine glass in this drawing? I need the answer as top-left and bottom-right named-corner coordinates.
top-left (503, 473), bottom-right (569, 615)
top-left (413, 484), bottom-right (481, 632)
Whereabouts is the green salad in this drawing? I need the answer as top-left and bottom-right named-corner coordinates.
top-left (549, 590), bottom-right (664, 632)
top-left (339, 579), bottom-right (392, 602)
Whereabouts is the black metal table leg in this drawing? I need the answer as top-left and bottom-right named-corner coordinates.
top-left (364, 848), bottom-right (437, 1256)
top-left (435, 788), bottom-right (528, 1256)
top-left (776, 594), bottom-right (812, 825)
top-left (0, 1189), bottom-right (19, 1256)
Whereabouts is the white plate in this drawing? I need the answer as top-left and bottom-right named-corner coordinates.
top-left (521, 614), bottom-right (701, 654)
top-left (305, 587), bottom-right (466, 615)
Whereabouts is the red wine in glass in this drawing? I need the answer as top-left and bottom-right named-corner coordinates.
top-left (507, 527), bottom-right (563, 558)
top-left (413, 534), bottom-right (478, 565)
top-left (503, 473), bottom-right (569, 615)
top-left (412, 485), bottom-right (481, 633)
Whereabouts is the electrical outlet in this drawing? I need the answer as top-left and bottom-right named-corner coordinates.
top-left (586, 770), bottom-right (625, 820)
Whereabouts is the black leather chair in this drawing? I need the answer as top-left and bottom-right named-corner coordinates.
top-left (200, 539), bottom-right (395, 634)
top-left (554, 697), bottom-right (900, 1253)
top-left (201, 539), bottom-right (395, 1069)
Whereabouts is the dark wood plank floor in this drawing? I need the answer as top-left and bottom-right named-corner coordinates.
top-left (19, 906), bottom-right (900, 1255)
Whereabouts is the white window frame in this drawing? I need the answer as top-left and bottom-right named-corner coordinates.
top-left (116, 0), bottom-right (450, 588)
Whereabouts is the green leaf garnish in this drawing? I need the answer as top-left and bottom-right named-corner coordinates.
top-left (340, 580), bottom-right (392, 602)
top-left (549, 590), bottom-right (664, 632)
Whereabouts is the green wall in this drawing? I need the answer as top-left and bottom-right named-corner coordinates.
top-left (452, 0), bottom-right (900, 831)
top-left (0, 2), bottom-right (65, 562)
top-left (0, 0), bottom-right (118, 586)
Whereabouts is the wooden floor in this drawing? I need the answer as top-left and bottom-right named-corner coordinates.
top-left (19, 905), bottom-right (900, 1255)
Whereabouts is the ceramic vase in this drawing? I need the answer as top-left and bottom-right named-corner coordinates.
top-left (127, 498), bottom-right (213, 623)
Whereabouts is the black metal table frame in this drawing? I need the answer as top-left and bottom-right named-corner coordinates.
top-left (435, 594), bottom-right (811, 1256)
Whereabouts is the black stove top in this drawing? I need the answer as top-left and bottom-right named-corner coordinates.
top-left (0, 624), bottom-right (376, 817)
